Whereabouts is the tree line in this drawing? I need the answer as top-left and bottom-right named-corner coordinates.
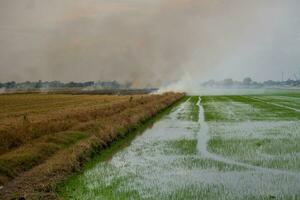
top-left (0, 80), bottom-right (132, 90)
top-left (202, 77), bottom-right (300, 88)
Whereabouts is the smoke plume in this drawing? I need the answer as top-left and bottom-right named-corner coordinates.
top-left (0, 0), bottom-right (299, 88)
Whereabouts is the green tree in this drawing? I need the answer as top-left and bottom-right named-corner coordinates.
top-left (243, 77), bottom-right (252, 85)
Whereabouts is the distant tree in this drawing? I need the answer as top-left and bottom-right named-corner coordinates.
top-left (67, 81), bottom-right (82, 88)
top-left (5, 81), bottom-right (16, 89)
top-left (203, 79), bottom-right (215, 86)
top-left (124, 81), bottom-right (133, 89)
top-left (35, 80), bottom-right (42, 88)
top-left (83, 81), bottom-right (94, 87)
top-left (49, 81), bottom-right (63, 88)
top-left (223, 78), bottom-right (233, 86)
top-left (243, 77), bottom-right (252, 85)
top-left (111, 80), bottom-right (121, 89)
top-left (263, 80), bottom-right (277, 86)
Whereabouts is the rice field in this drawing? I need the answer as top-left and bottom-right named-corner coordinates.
top-left (60, 93), bottom-right (300, 200)
top-left (0, 93), bottom-right (183, 199)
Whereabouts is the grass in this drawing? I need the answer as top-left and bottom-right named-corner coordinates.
top-left (170, 157), bottom-right (247, 171)
top-left (164, 139), bottom-right (198, 155)
top-left (208, 137), bottom-right (300, 171)
top-left (0, 92), bottom-right (184, 199)
top-left (177, 96), bottom-right (199, 122)
top-left (162, 184), bottom-right (299, 200)
top-left (70, 95), bottom-right (188, 171)
top-left (57, 96), bottom-right (188, 199)
top-left (252, 95), bottom-right (300, 110)
top-left (202, 95), bottom-right (300, 121)
top-left (4, 92), bottom-right (297, 199)
top-left (58, 92), bottom-right (300, 200)
top-left (204, 94), bottom-right (300, 172)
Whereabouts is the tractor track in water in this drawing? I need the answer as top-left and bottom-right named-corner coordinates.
top-left (196, 97), bottom-right (300, 177)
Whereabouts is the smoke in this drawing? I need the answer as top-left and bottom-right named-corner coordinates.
top-left (0, 0), bottom-right (299, 90)
top-left (0, 88), bottom-right (5, 94)
top-left (45, 0), bottom-right (214, 87)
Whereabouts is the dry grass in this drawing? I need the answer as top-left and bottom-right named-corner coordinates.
top-left (0, 92), bottom-right (184, 199)
top-left (0, 94), bottom-right (131, 154)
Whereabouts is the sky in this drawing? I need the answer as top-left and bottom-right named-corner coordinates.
top-left (0, 0), bottom-right (299, 87)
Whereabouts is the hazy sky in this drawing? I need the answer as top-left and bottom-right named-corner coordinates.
top-left (0, 0), bottom-right (299, 86)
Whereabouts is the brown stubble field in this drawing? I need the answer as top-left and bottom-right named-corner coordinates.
top-left (0, 94), bottom-right (130, 154)
top-left (0, 92), bottom-right (183, 199)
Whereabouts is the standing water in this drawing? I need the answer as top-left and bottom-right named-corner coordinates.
top-left (60, 97), bottom-right (300, 200)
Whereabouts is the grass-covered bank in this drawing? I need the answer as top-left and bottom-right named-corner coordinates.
top-left (0, 93), bottom-right (184, 200)
top-left (57, 96), bottom-right (189, 198)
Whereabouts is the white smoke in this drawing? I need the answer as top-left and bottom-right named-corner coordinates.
top-left (0, 0), bottom-right (299, 88)
top-left (158, 73), bottom-right (200, 93)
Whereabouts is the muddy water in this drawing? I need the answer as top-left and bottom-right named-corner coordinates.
top-left (61, 98), bottom-right (300, 200)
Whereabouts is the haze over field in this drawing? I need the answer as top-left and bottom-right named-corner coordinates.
top-left (0, 0), bottom-right (299, 87)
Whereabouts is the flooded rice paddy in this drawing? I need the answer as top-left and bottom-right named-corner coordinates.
top-left (61, 95), bottom-right (300, 200)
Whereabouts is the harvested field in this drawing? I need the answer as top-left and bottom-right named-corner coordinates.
top-left (0, 92), bottom-right (183, 199)
top-left (0, 94), bottom-right (129, 154)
